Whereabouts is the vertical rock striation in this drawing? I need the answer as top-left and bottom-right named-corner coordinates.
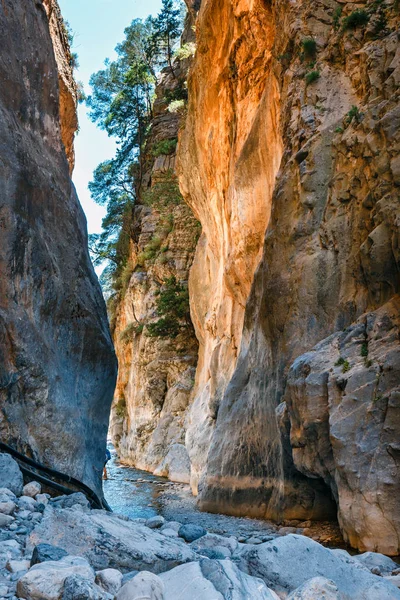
top-left (179, 0), bottom-right (400, 553)
top-left (0, 0), bottom-right (117, 496)
top-left (178, 0), bottom-right (283, 493)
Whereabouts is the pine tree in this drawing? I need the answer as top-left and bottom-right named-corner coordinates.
top-left (151, 0), bottom-right (182, 77)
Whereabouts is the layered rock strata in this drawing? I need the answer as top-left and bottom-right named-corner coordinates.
top-left (110, 56), bottom-right (199, 482)
top-left (179, 0), bottom-right (400, 553)
top-left (0, 0), bottom-right (117, 496)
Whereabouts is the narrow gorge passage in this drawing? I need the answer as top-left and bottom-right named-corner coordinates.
top-left (0, 0), bottom-right (399, 598)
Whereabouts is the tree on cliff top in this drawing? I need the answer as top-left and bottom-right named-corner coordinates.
top-left (87, 3), bottom-right (185, 298)
top-left (150, 0), bottom-right (182, 77)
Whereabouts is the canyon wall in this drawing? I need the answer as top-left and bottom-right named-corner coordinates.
top-left (0, 0), bottom-right (117, 496)
top-left (110, 51), bottom-right (200, 483)
top-left (179, 0), bottom-right (400, 554)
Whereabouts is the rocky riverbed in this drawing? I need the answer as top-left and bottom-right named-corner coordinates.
top-left (1, 452), bottom-right (400, 599)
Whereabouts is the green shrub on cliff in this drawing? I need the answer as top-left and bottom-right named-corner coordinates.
top-left (342, 10), bottom-right (369, 30)
top-left (152, 138), bottom-right (178, 157)
top-left (146, 276), bottom-right (190, 338)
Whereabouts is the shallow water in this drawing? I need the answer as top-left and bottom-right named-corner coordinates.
top-left (103, 446), bottom-right (279, 538)
top-left (103, 447), bottom-right (169, 519)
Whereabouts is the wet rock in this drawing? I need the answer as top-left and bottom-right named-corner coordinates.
top-left (178, 524), bottom-right (206, 543)
top-left (287, 577), bottom-right (342, 599)
top-left (236, 535), bottom-right (400, 599)
top-left (116, 572), bottom-right (164, 600)
top-left (95, 568), bottom-right (123, 595)
top-left (146, 516), bottom-right (165, 529)
top-left (31, 543), bottom-right (69, 566)
top-left (28, 507), bottom-right (197, 573)
top-left (23, 483), bottom-right (42, 499)
top-left (16, 556), bottom-right (94, 600)
top-left (62, 574), bottom-right (112, 600)
top-left (0, 456), bottom-right (23, 497)
top-left (160, 559), bottom-right (277, 599)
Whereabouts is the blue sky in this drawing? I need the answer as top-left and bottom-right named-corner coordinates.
top-left (58, 0), bottom-right (163, 234)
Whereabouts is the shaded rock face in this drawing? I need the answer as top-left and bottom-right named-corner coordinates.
top-left (179, 0), bottom-right (400, 553)
top-left (109, 54), bottom-right (199, 479)
top-left (0, 0), bottom-right (117, 495)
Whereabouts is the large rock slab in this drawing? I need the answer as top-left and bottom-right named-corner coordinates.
top-left (0, 454), bottom-right (23, 496)
top-left (0, 0), bottom-right (117, 497)
top-left (236, 535), bottom-right (400, 599)
top-left (160, 559), bottom-right (277, 599)
top-left (28, 506), bottom-right (197, 573)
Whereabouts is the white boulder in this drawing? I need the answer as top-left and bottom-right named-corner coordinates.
top-left (160, 559), bottom-right (277, 599)
top-left (23, 481), bottom-right (42, 498)
top-left (116, 572), bottom-right (165, 600)
top-left (16, 555), bottom-right (94, 600)
top-left (287, 577), bottom-right (343, 599)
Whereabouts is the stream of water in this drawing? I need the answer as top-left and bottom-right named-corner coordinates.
top-left (103, 445), bottom-right (280, 538)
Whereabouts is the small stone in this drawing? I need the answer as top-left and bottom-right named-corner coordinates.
top-left (95, 568), bottom-right (123, 595)
top-left (62, 574), bottom-right (107, 599)
top-left (145, 515), bottom-right (165, 529)
top-left (22, 482), bottom-right (41, 498)
top-left (35, 494), bottom-right (49, 506)
top-left (0, 488), bottom-right (16, 499)
top-left (16, 510), bottom-right (31, 520)
top-left (161, 528), bottom-right (178, 538)
top-left (0, 514), bottom-right (15, 528)
top-left (160, 521), bottom-right (181, 533)
top-left (31, 543), bottom-right (69, 566)
top-left (246, 536), bottom-right (263, 545)
top-left (0, 501), bottom-right (16, 515)
top-left (18, 496), bottom-right (37, 512)
top-left (6, 559), bottom-right (30, 573)
top-left (279, 527), bottom-right (298, 535)
top-left (238, 536), bottom-right (247, 543)
top-left (178, 524), bottom-right (206, 543)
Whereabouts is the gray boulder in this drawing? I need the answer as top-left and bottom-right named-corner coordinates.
top-left (160, 559), bottom-right (277, 599)
top-left (190, 533), bottom-right (238, 554)
top-left (51, 493), bottom-right (90, 510)
top-left (354, 552), bottom-right (399, 575)
top-left (236, 535), bottom-right (400, 599)
top-left (146, 516), bottom-right (165, 529)
top-left (28, 506), bottom-right (197, 573)
top-left (116, 572), bottom-right (165, 600)
top-left (95, 568), bottom-right (123, 595)
top-left (287, 577), bottom-right (343, 599)
top-left (62, 574), bottom-right (112, 600)
top-left (0, 454), bottom-right (23, 496)
top-left (31, 543), bottom-right (69, 566)
top-left (16, 555), bottom-right (95, 600)
top-left (178, 524), bottom-right (206, 543)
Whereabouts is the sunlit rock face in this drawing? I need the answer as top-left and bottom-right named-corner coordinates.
top-left (178, 0), bottom-right (283, 495)
top-left (179, 0), bottom-right (400, 553)
top-left (0, 0), bottom-right (117, 496)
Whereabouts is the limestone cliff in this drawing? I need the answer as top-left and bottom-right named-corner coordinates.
top-left (109, 56), bottom-right (199, 483)
top-left (179, 0), bottom-right (400, 554)
top-left (0, 0), bottom-right (117, 496)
